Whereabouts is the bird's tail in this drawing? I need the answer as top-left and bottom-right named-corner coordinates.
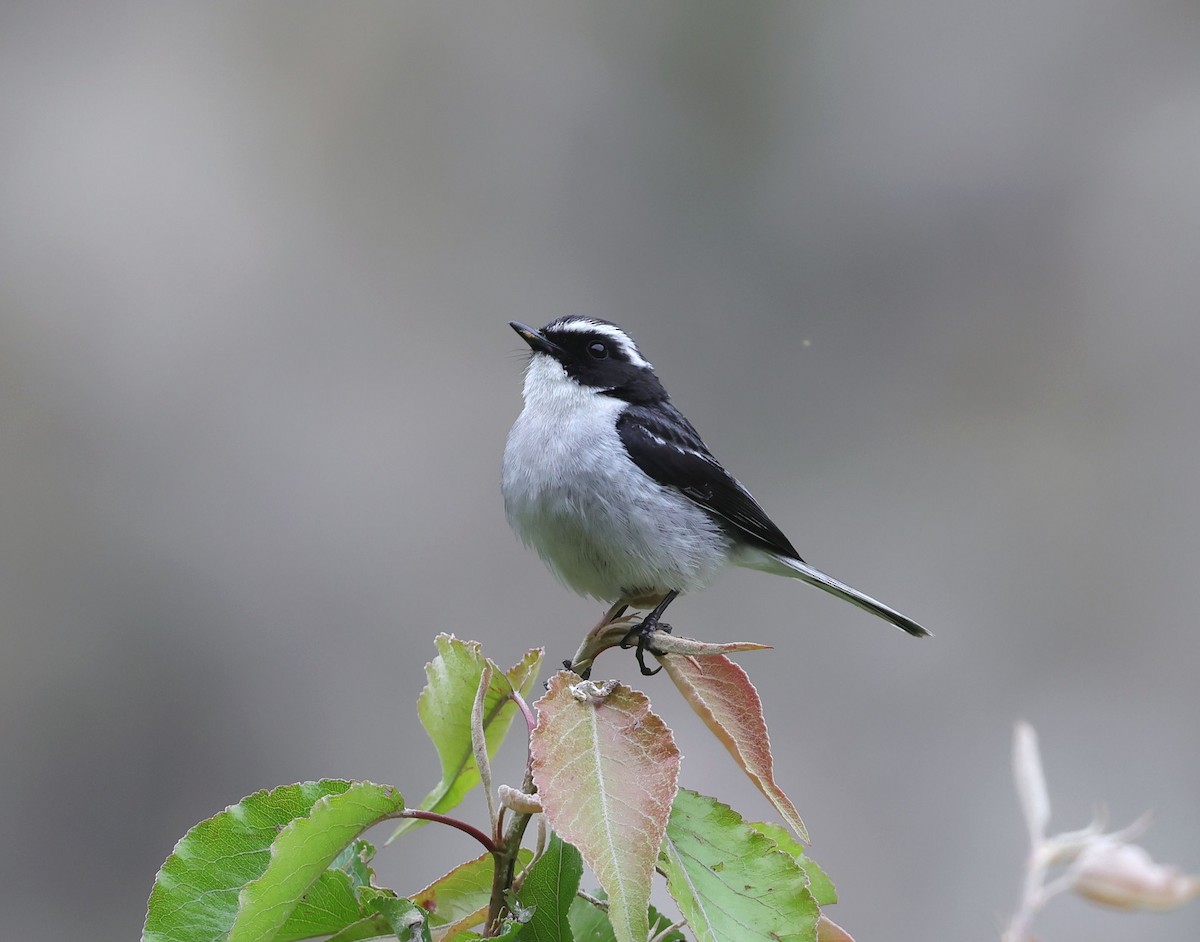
top-left (765, 554), bottom-right (930, 637)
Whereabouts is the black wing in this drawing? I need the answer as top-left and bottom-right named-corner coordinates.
top-left (616, 403), bottom-right (802, 561)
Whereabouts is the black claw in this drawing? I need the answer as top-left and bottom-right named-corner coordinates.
top-left (635, 643), bottom-right (662, 676)
top-left (561, 657), bottom-right (592, 680)
top-left (619, 619), bottom-right (669, 650)
top-left (625, 621), bottom-right (671, 675)
top-left (616, 590), bottom-right (680, 677)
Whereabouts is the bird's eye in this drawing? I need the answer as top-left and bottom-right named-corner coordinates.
top-left (587, 341), bottom-right (609, 359)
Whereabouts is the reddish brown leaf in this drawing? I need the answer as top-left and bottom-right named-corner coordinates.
top-left (661, 652), bottom-right (808, 842)
top-left (817, 913), bottom-right (856, 942)
top-left (531, 673), bottom-right (681, 942)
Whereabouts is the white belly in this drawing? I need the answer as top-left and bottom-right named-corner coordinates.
top-left (502, 359), bottom-right (729, 602)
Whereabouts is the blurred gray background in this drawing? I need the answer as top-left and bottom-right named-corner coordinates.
top-left (3, 3), bottom-right (1199, 940)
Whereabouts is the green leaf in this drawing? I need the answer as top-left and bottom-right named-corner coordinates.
top-left (568, 894), bottom-right (683, 942)
top-left (273, 839), bottom-right (386, 942)
top-left (746, 821), bottom-right (837, 906)
top-left (567, 895), bottom-right (615, 942)
top-left (364, 897), bottom-right (433, 942)
top-left (395, 636), bottom-right (542, 838)
top-left (411, 848), bottom-right (534, 934)
top-left (324, 913), bottom-right (397, 942)
top-left (531, 674), bottom-right (680, 942)
top-left (332, 839), bottom-right (379, 890)
top-left (456, 928), bottom-right (521, 942)
top-left (647, 908), bottom-right (687, 942)
top-left (514, 833), bottom-right (583, 941)
top-left (273, 870), bottom-right (363, 942)
top-left (660, 789), bottom-right (819, 942)
top-left (229, 781), bottom-right (406, 942)
top-left (454, 911), bottom-right (528, 942)
top-left (144, 780), bottom-right (356, 942)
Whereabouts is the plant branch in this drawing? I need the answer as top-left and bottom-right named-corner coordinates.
top-left (391, 809), bottom-right (496, 854)
top-left (511, 689), bottom-right (537, 732)
top-left (1002, 850), bottom-right (1046, 942)
top-left (564, 603), bottom-right (634, 677)
top-left (485, 766), bottom-right (537, 936)
top-left (563, 606), bottom-right (769, 678)
top-left (650, 916), bottom-right (688, 942)
top-left (576, 888), bottom-right (609, 911)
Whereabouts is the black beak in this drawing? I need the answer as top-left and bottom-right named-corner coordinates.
top-left (510, 321), bottom-right (563, 357)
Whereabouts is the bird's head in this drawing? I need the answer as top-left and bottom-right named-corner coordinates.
top-left (509, 317), bottom-right (665, 404)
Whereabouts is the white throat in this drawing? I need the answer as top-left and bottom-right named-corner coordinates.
top-left (520, 352), bottom-right (613, 417)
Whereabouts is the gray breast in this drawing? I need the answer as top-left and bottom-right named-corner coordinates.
top-left (502, 381), bottom-right (730, 602)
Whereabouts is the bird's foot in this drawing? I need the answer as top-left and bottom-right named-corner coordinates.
top-left (619, 616), bottom-right (673, 676)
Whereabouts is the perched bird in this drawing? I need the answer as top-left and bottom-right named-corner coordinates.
top-left (502, 316), bottom-right (928, 674)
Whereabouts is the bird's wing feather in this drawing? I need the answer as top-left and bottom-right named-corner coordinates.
top-left (616, 403), bottom-right (801, 560)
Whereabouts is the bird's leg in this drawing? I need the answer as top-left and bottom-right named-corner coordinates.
top-left (606, 603), bottom-right (629, 624)
top-left (619, 590), bottom-right (679, 676)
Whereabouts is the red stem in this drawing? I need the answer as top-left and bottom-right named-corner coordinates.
top-left (511, 690), bottom-right (536, 732)
top-left (394, 809), bottom-right (497, 854)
